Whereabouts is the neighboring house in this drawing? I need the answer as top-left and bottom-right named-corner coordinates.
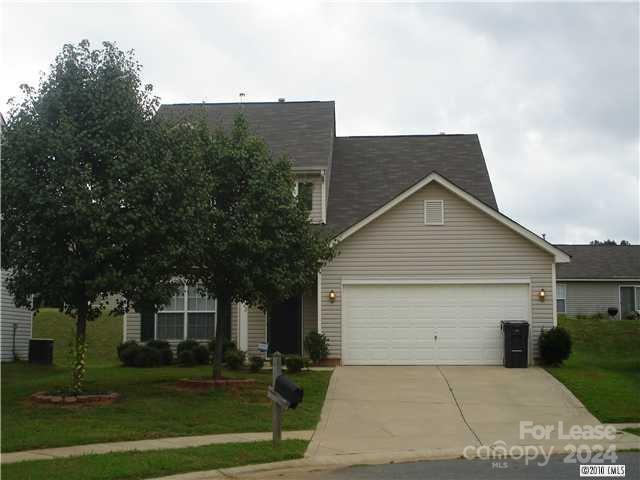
top-left (555, 245), bottom-right (640, 319)
top-left (124, 100), bottom-right (570, 365)
top-left (1, 271), bottom-right (33, 361)
top-left (1, 114), bottom-right (34, 362)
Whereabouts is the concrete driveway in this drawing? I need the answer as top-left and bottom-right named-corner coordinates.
top-left (306, 366), bottom-right (638, 460)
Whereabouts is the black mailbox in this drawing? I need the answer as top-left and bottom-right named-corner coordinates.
top-left (274, 375), bottom-right (304, 409)
top-left (501, 321), bottom-right (529, 368)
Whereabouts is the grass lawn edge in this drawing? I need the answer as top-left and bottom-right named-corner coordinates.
top-left (543, 316), bottom-right (639, 424)
top-left (1, 363), bottom-right (332, 453)
top-left (0, 440), bottom-right (308, 480)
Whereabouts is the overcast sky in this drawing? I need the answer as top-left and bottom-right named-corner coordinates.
top-left (1, 2), bottom-right (638, 244)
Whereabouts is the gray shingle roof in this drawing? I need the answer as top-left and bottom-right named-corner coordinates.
top-left (325, 135), bottom-right (498, 235)
top-left (158, 101), bottom-right (335, 169)
top-left (555, 245), bottom-right (640, 280)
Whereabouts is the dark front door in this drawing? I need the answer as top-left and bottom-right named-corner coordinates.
top-left (268, 296), bottom-right (302, 355)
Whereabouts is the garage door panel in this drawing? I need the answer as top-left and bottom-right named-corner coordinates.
top-left (343, 283), bottom-right (529, 365)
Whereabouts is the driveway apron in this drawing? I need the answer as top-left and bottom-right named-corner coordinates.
top-left (306, 366), bottom-right (639, 459)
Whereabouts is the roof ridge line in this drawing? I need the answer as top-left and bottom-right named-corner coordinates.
top-left (161, 100), bottom-right (335, 106)
top-left (336, 133), bottom-right (477, 139)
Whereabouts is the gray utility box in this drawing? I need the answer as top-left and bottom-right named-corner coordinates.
top-left (501, 321), bottom-right (529, 368)
top-left (29, 338), bottom-right (54, 365)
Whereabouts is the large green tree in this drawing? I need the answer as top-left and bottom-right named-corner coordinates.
top-left (1, 41), bottom-right (207, 392)
top-left (189, 116), bottom-right (335, 378)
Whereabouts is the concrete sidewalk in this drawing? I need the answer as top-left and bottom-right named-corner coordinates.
top-left (1, 430), bottom-right (314, 464)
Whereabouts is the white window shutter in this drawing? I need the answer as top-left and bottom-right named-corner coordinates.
top-left (424, 200), bottom-right (444, 225)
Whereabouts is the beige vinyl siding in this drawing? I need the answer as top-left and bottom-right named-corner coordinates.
top-left (296, 174), bottom-right (323, 223)
top-left (320, 182), bottom-right (554, 360)
top-left (247, 306), bottom-right (267, 357)
top-left (124, 311), bottom-right (141, 342)
top-left (230, 303), bottom-right (239, 344)
top-left (302, 287), bottom-right (318, 355)
top-left (563, 281), bottom-right (638, 319)
top-left (1, 271), bottom-right (33, 362)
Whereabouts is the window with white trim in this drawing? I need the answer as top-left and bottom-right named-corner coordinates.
top-left (424, 200), bottom-right (444, 225)
top-left (295, 181), bottom-right (313, 211)
top-left (156, 283), bottom-right (216, 340)
top-left (556, 284), bottom-right (567, 314)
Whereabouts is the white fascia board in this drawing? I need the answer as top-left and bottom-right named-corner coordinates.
top-left (317, 272), bottom-right (322, 333)
top-left (321, 171), bottom-right (327, 224)
top-left (552, 262), bottom-right (558, 327)
top-left (291, 167), bottom-right (326, 174)
top-left (332, 172), bottom-right (571, 263)
top-left (341, 277), bottom-right (532, 285)
top-left (557, 278), bottom-right (640, 282)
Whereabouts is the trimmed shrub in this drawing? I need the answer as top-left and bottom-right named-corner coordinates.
top-left (249, 355), bottom-right (265, 373)
top-left (117, 340), bottom-right (138, 363)
top-left (119, 342), bottom-right (141, 367)
top-left (146, 340), bottom-right (171, 351)
top-left (158, 348), bottom-right (174, 365)
top-left (625, 310), bottom-right (640, 320)
top-left (177, 339), bottom-right (200, 355)
top-left (285, 355), bottom-right (305, 373)
top-left (133, 345), bottom-right (161, 367)
top-left (194, 344), bottom-right (210, 365)
top-left (304, 331), bottom-right (329, 363)
top-left (224, 348), bottom-right (246, 370)
top-left (208, 339), bottom-right (237, 356)
top-left (145, 340), bottom-right (173, 365)
top-left (178, 349), bottom-right (196, 366)
top-left (539, 327), bottom-right (572, 366)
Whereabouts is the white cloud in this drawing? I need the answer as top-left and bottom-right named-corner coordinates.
top-left (1, 2), bottom-right (638, 243)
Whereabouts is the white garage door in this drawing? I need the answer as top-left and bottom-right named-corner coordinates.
top-left (342, 283), bottom-right (529, 365)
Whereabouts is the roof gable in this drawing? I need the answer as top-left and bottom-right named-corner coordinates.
top-left (333, 172), bottom-right (570, 263)
top-left (555, 245), bottom-right (640, 280)
top-left (325, 134), bottom-right (497, 234)
top-left (158, 101), bottom-right (335, 170)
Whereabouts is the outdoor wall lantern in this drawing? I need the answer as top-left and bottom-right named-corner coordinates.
top-left (328, 290), bottom-right (336, 302)
top-left (538, 288), bottom-right (546, 301)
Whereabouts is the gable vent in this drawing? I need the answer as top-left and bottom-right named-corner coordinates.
top-left (424, 200), bottom-right (444, 225)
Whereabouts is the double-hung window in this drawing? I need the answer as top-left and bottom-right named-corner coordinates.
top-left (156, 283), bottom-right (216, 340)
top-left (295, 182), bottom-right (314, 211)
top-left (556, 284), bottom-right (567, 314)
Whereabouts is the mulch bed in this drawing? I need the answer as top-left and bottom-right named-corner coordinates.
top-left (30, 391), bottom-right (120, 405)
top-left (176, 378), bottom-right (256, 390)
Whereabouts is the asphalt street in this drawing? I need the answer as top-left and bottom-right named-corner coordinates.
top-left (260, 452), bottom-right (640, 480)
top-left (303, 452), bottom-right (640, 480)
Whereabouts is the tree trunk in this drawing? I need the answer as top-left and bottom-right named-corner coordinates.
top-left (212, 295), bottom-right (230, 379)
top-left (72, 304), bottom-right (88, 394)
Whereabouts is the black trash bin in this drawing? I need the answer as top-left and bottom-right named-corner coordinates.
top-left (29, 339), bottom-right (54, 365)
top-left (501, 321), bottom-right (529, 368)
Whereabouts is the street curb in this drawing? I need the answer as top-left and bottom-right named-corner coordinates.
top-left (146, 448), bottom-right (468, 480)
top-left (146, 438), bottom-right (640, 479)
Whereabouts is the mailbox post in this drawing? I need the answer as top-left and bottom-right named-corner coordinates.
top-left (266, 352), bottom-right (305, 447)
top-left (271, 352), bottom-right (283, 446)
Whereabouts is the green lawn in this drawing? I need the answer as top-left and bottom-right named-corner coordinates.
top-left (1, 440), bottom-right (307, 480)
top-left (1, 362), bottom-right (331, 452)
top-left (33, 308), bottom-right (123, 366)
top-left (546, 315), bottom-right (640, 423)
